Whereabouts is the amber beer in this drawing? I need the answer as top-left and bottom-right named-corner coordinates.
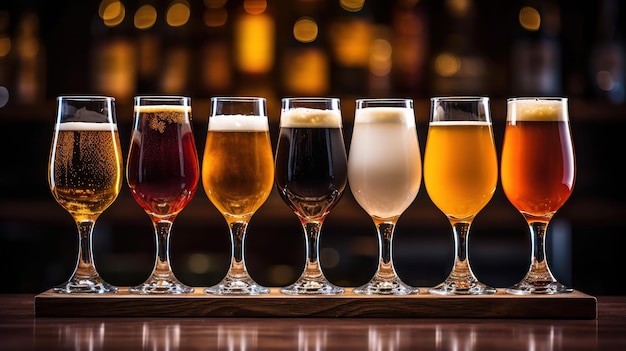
top-left (49, 122), bottom-right (123, 217)
top-left (202, 115), bottom-right (274, 218)
top-left (501, 99), bottom-right (575, 216)
top-left (423, 121), bottom-right (498, 219)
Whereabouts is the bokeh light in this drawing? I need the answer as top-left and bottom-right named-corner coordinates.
top-left (293, 17), bottom-right (318, 43)
top-left (134, 4), bottom-right (157, 30)
top-left (166, 1), bottom-right (191, 27)
top-left (519, 6), bottom-right (541, 31)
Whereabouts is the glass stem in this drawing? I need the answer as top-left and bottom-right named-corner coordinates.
top-left (73, 219), bottom-right (100, 280)
top-left (450, 221), bottom-right (475, 280)
top-left (527, 221), bottom-right (554, 281)
top-left (302, 221), bottom-right (324, 279)
top-left (153, 220), bottom-right (174, 278)
top-left (227, 221), bottom-right (249, 278)
top-left (373, 219), bottom-right (397, 279)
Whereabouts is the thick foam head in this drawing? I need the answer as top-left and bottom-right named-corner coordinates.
top-left (507, 98), bottom-right (568, 122)
top-left (280, 108), bottom-right (342, 128)
top-left (355, 107), bottom-right (415, 127)
top-left (209, 114), bottom-right (268, 131)
top-left (57, 122), bottom-right (118, 131)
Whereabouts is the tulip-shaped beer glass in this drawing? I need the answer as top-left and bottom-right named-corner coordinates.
top-left (423, 97), bottom-right (498, 295)
top-left (202, 97), bottom-right (274, 295)
top-left (501, 97), bottom-right (575, 295)
top-left (347, 99), bottom-right (421, 295)
top-left (126, 96), bottom-right (199, 294)
top-left (275, 98), bottom-right (348, 295)
top-left (48, 96), bottom-right (123, 293)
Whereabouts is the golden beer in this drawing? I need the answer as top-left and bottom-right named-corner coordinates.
top-left (49, 122), bottom-right (123, 219)
top-left (202, 116), bottom-right (274, 218)
top-left (424, 121), bottom-right (498, 219)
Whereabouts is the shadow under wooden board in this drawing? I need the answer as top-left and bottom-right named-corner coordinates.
top-left (34, 288), bottom-right (597, 319)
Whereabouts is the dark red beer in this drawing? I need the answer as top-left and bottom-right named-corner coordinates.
top-left (127, 107), bottom-right (199, 218)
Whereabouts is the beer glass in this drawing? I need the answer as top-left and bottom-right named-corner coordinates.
top-left (501, 97), bottom-right (575, 294)
top-left (423, 97), bottom-right (497, 295)
top-left (126, 96), bottom-right (199, 294)
top-left (202, 97), bottom-right (274, 295)
top-left (275, 97), bottom-right (348, 295)
top-left (48, 96), bottom-right (123, 293)
top-left (347, 99), bottom-right (421, 295)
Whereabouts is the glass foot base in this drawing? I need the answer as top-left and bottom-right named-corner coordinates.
top-left (205, 274), bottom-right (269, 295)
top-left (506, 279), bottom-right (573, 295)
top-left (353, 276), bottom-right (419, 295)
top-left (129, 276), bottom-right (194, 294)
top-left (54, 277), bottom-right (118, 294)
top-left (280, 277), bottom-right (344, 295)
top-left (429, 279), bottom-right (496, 296)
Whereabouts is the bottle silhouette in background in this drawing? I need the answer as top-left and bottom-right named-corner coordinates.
top-left (429, 0), bottom-right (488, 96)
top-left (510, 0), bottom-right (562, 96)
top-left (589, 0), bottom-right (624, 104)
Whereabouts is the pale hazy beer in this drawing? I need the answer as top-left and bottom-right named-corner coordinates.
top-left (347, 98), bottom-right (421, 296)
top-left (348, 106), bottom-right (421, 219)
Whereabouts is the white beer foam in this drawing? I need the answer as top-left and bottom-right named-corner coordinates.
top-left (508, 99), bottom-right (567, 122)
top-left (208, 114), bottom-right (268, 131)
top-left (355, 107), bottom-right (415, 127)
top-left (134, 105), bottom-right (192, 114)
top-left (57, 122), bottom-right (118, 131)
top-left (280, 108), bottom-right (342, 128)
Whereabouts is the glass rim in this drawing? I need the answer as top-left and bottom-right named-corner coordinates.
top-left (57, 95), bottom-right (115, 102)
top-left (430, 96), bottom-right (489, 102)
top-left (211, 96), bottom-right (266, 102)
top-left (507, 97), bottom-right (568, 103)
top-left (134, 95), bottom-right (191, 103)
top-left (282, 97), bottom-right (340, 103)
top-left (355, 98), bottom-right (413, 103)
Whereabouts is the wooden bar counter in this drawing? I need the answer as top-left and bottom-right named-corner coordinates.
top-left (1, 294), bottom-right (625, 350)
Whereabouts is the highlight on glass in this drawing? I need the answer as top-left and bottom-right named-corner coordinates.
top-left (48, 96), bottom-right (123, 293)
top-left (202, 97), bottom-right (274, 295)
top-left (501, 97), bottom-right (575, 295)
top-left (126, 96), bottom-right (199, 294)
top-left (347, 98), bottom-right (421, 295)
top-left (274, 97), bottom-right (348, 295)
top-left (423, 96), bottom-right (498, 295)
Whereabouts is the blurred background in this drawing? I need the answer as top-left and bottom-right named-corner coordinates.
top-left (0, 0), bottom-right (624, 295)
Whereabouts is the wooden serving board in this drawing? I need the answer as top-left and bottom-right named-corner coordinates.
top-left (34, 288), bottom-right (597, 319)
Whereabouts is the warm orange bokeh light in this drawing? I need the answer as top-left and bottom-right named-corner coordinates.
top-left (235, 12), bottom-right (274, 74)
top-left (519, 6), bottom-right (541, 31)
top-left (134, 4), bottom-right (157, 30)
top-left (166, 1), bottom-right (191, 27)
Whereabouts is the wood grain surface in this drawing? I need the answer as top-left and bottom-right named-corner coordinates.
top-left (34, 287), bottom-right (597, 319)
top-left (5, 295), bottom-right (626, 350)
